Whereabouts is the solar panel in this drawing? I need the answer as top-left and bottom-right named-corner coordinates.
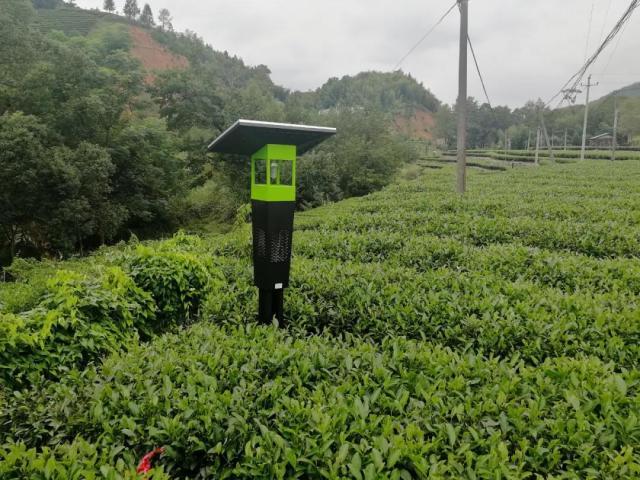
top-left (208, 119), bottom-right (336, 156)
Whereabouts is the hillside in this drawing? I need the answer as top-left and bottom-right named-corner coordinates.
top-left (0, 0), bottom-right (444, 264)
top-left (607, 81), bottom-right (640, 99)
top-left (129, 26), bottom-right (188, 83)
top-left (394, 107), bottom-right (435, 140)
top-left (2, 160), bottom-right (640, 476)
top-left (34, 6), bottom-right (189, 83)
top-left (311, 71), bottom-right (440, 139)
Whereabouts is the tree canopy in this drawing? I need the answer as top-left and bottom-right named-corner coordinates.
top-left (123, 0), bottom-right (139, 19)
top-left (103, 0), bottom-right (115, 13)
top-left (0, 0), bottom-right (437, 264)
top-left (140, 3), bottom-right (154, 27)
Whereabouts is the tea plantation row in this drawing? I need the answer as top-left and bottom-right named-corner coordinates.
top-left (3, 324), bottom-right (638, 478)
top-left (443, 149), bottom-right (640, 163)
top-left (1, 161), bottom-right (639, 478)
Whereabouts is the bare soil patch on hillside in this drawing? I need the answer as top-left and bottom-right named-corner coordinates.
top-left (394, 108), bottom-right (435, 140)
top-left (129, 26), bottom-right (189, 83)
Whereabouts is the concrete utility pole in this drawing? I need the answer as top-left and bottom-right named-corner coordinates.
top-left (456, 0), bottom-right (468, 194)
top-left (535, 126), bottom-right (541, 166)
top-left (580, 74), bottom-right (598, 161)
top-left (504, 131), bottom-right (508, 159)
top-left (527, 129), bottom-right (532, 151)
top-left (612, 97), bottom-right (619, 161)
top-left (538, 108), bottom-right (555, 161)
top-left (564, 129), bottom-right (568, 150)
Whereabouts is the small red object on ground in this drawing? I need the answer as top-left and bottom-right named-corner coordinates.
top-left (136, 447), bottom-right (165, 474)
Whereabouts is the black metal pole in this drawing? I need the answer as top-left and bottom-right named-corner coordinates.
top-left (258, 289), bottom-right (272, 324)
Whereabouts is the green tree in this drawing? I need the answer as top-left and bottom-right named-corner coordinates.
top-left (0, 1), bottom-right (37, 113)
top-left (103, 0), bottom-right (115, 13)
top-left (434, 104), bottom-right (456, 148)
top-left (295, 109), bottom-right (414, 207)
top-left (151, 70), bottom-right (224, 132)
top-left (157, 8), bottom-right (172, 31)
top-left (109, 118), bottom-right (184, 235)
top-left (123, 0), bottom-right (139, 19)
top-left (0, 113), bottom-right (75, 258)
top-left (48, 143), bottom-right (124, 251)
top-left (140, 3), bottom-right (154, 26)
top-left (5, 0), bottom-right (35, 21)
top-left (316, 71), bottom-right (440, 114)
top-left (6, 30), bottom-right (143, 147)
top-left (223, 79), bottom-right (285, 123)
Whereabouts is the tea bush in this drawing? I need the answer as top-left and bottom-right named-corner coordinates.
top-left (2, 324), bottom-right (639, 478)
top-left (0, 439), bottom-right (169, 480)
top-left (2, 161), bottom-right (640, 478)
top-left (126, 246), bottom-right (211, 326)
top-left (203, 256), bottom-right (640, 369)
top-left (0, 240), bottom-right (214, 389)
top-left (0, 267), bottom-right (155, 388)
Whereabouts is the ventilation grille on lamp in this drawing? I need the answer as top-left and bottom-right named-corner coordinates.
top-left (256, 229), bottom-right (267, 259)
top-left (270, 230), bottom-right (290, 263)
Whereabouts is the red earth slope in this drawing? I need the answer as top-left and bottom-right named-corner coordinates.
top-left (129, 26), bottom-right (189, 83)
top-left (394, 108), bottom-right (435, 141)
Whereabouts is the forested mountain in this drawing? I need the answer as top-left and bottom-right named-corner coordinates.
top-left (313, 71), bottom-right (440, 113)
top-left (0, 0), bottom-right (424, 264)
top-left (436, 88), bottom-right (640, 150)
top-left (608, 82), bottom-right (640, 98)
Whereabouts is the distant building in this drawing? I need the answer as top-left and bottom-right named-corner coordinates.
top-left (588, 133), bottom-right (614, 148)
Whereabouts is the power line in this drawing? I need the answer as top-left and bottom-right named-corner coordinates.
top-left (600, 14), bottom-right (631, 74)
top-left (597, 0), bottom-right (614, 44)
top-left (546, 0), bottom-right (639, 107)
top-left (394, 1), bottom-right (458, 70)
top-left (584, 1), bottom-right (595, 63)
top-left (467, 34), bottom-right (492, 108)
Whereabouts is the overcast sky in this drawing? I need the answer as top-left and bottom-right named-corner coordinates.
top-left (74, 0), bottom-right (640, 107)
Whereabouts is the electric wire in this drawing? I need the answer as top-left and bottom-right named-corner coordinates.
top-left (598, 0), bottom-right (614, 44)
top-left (600, 16), bottom-right (631, 74)
top-left (546, 0), bottom-right (639, 107)
top-left (393, 1), bottom-right (458, 70)
top-left (467, 34), bottom-right (492, 108)
top-left (584, 1), bottom-right (595, 62)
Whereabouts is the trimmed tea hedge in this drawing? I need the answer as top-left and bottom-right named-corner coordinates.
top-left (2, 324), bottom-right (639, 478)
top-left (2, 161), bottom-right (640, 478)
top-left (0, 244), bottom-right (212, 389)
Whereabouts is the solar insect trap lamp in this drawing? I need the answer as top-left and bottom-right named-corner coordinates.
top-left (208, 120), bottom-right (336, 324)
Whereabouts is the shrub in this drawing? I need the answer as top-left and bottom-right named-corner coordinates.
top-left (0, 267), bottom-right (156, 388)
top-left (125, 245), bottom-right (211, 325)
top-left (0, 439), bottom-right (169, 479)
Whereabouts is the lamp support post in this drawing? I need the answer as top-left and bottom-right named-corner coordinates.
top-left (612, 97), bottom-right (619, 161)
top-left (456, 0), bottom-right (468, 194)
top-left (580, 74), bottom-right (598, 161)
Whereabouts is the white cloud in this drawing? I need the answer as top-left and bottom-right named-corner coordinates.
top-left (74, 0), bottom-right (640, 107)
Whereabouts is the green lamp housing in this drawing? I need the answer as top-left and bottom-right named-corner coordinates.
top-left (251, 144), bottom-right (296, 202)
top-left (208, 120), bottom-right (336, 324)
